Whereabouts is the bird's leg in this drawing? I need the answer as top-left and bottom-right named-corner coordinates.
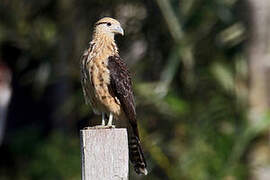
top-left (92, 112), bottom-right (114, 129)
top-left (91, 112), bottom-right (107, 129)
top-left (107, 112), bottom-right (115, 128)
top-left (101, 112), bottom-right (105, 126)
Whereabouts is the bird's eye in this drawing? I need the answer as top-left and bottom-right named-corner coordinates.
top-left (106, 22), bottom-right (112, 26)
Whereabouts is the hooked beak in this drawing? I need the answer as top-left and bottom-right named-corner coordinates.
top-left (114, 25), bottom-right (124, 36)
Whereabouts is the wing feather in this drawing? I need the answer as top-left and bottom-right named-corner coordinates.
top-left (108, 55), bottom-right (139, 137)
top-left (80, 42), bottom-right (94, 105)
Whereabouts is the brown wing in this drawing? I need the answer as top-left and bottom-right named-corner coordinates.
top-left (108, 55), bottom-right (147, 175)
top-left (80, 51), bottom-right (90, 105)
top-left (80, 42), bottom-right (94, 105)
top-left (107, 55), bottom-right (139, 137)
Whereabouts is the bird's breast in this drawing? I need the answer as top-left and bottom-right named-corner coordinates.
top-left (87, 56), bottom-right (122, 117)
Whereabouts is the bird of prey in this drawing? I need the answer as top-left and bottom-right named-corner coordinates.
top-left (80, 17), bottom-right (147, 175)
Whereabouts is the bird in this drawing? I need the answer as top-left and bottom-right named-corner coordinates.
top-left (80, 17), bottom-right (147, 175)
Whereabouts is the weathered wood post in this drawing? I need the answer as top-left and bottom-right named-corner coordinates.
top-left (80, 128), bottom-right (129, 180)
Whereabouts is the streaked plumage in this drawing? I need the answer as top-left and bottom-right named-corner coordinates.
top-left (80, 17), bottom-right (147, 175)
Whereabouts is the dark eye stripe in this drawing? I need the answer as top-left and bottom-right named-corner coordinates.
top-left (95, 22), bottom-right (109, 26)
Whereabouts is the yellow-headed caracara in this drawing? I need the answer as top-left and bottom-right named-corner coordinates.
top-left (80, 17), bottom-right (147, 175)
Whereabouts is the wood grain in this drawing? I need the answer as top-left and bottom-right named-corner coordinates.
top-left (80, 128), bottom-right (129, 180)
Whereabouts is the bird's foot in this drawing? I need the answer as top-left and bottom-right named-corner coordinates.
top-left (89, 125), bottom-right (115, 129)
top-left (83, 126), bottom-right (93, 130)
top-left (106, 125), bottom-right (115, 128)
top-left (83, 125), bottom-right (114, 130)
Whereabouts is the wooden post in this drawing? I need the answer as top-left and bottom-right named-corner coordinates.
top-left (80, 128), bottom-right (129, 180)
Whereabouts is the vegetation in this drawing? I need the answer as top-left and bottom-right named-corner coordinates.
top-left (0, 0), bottom-right (269, 179)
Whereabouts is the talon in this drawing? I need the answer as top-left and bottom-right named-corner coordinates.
top-left (94, 125), bottom-right (108, 129)
top-left (91, 125), bottom-right (115, 129)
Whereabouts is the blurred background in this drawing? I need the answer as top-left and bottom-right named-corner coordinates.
top-left (0, 0), bottom-right (270, 179)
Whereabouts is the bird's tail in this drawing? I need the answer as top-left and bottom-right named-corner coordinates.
top-left (129, 136), bottom-right (148, 175)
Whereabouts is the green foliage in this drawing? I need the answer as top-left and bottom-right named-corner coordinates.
top-left (0, 0), bottom-right (268, 179)
top-left (6, 130), bottom-right (80, 180)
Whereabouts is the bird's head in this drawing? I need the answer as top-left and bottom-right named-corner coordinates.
top-left (94, 17), bottom-right (124, 38)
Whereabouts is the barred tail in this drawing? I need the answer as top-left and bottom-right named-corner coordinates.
top-left (129, 136), bottom-right (148, 175)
